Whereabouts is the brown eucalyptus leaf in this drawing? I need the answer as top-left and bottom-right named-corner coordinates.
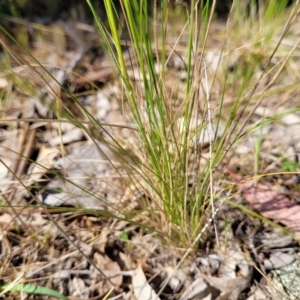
top-left (226, 167), bottom-right (300, 239)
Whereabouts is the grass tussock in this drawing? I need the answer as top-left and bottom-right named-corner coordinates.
top-left (85, 0), bottom-right (300, 245)
top-left (0, 0), bottom-right (299, 244)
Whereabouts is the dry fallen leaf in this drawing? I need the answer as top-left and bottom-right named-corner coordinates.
top-left (131, 264), bottom-right (160, 300)
top-left (202, 269), bottom-right (252, 300)
top-left (27, 145), bottom-right (59, 183)
top-left (246, 286), bottom-right (267, 300)
top-left (179, 277), bottom-right (220, 300)
top-left (165, 266), bottom-right (186, 292)
top-left (226, 167), bottom-right (300, 240)
top-left (94, 252), bottom-right (122, 287)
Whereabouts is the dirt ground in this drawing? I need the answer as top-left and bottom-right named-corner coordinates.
top-left (1, 7), bottom-right (300, 300)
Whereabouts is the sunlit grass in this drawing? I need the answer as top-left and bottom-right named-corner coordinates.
top-left (85, 0), bottom-right (300, 246)
top-left (1, 1), bottom-right (300, 297)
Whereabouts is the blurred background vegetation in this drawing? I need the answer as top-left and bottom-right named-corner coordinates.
top-left (0, 0), bottom-right (266, 24)
top-left (1, 0), bottom-right (295, 29)
top-left (0, 0), bottom-right (294, 46)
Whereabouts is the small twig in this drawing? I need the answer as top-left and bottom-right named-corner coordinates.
top-left (10, 122), bottom-right (29, 180)
top-left (51, 269), bottom-right (134, 279)
top-left (16, 127), bottom-right (36, 178)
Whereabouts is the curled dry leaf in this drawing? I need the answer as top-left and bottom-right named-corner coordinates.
top-left (179, 277), bottom-right (220, 300)
top-left (226, 167), bottom-right (300, 240)
top-left (202, 268), bottom-right (252, 300)
top-left (27, 146), bottom-right (59, 183)
top-left (218, 248), bottom-right (250, 279)
top-left (165, 266), bottom-right (186, 292)
top-left (260, 228), bottom-right (293, 249)
top-left (246, 287), bottom-right (267, 300)
top-left (49, 127), bottom-right (84, 146)
top-left (70, 277), bottom-right (88, 298)
top-left (93, 252), bottom-right (122, 287)
top-left (131, 264), bottom-right (160, 300)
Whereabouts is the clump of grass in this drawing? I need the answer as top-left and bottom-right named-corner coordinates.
top-left (1, 0), bottom-right (299, 254)
top-left (1, 0), bottom-right (300, 298)
top-left (86, 0), bottom-right (215, 245)
top-left (85, 0), bottom-right (300, 246)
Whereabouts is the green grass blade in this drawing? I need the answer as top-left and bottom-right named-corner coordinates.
top-left (1, 283), bottom-right (67, 300)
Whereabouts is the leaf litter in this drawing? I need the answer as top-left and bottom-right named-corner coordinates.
top-left (1, 10), bottom-right (300, 300)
